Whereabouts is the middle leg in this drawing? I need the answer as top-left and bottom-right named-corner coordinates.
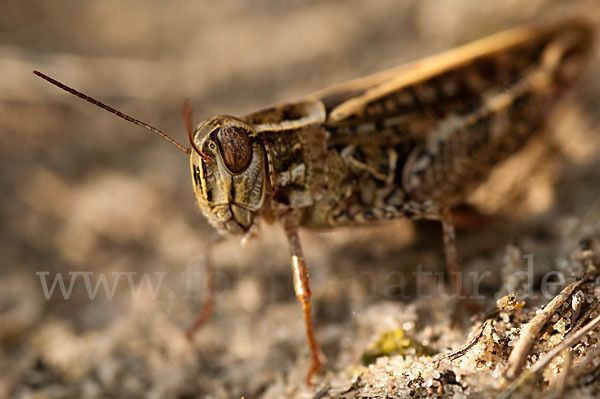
top-left (283, 212), bottom-right (326, 386)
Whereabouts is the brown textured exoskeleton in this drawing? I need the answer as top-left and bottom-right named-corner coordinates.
top-left (34, 19), bottom-right (593, 385)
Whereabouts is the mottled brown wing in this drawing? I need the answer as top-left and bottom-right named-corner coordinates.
top-left (312, 19), bottom-right (593, 148)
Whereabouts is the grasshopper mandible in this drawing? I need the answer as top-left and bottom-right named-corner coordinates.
top-left (34, 19), bottom-right (592, 385)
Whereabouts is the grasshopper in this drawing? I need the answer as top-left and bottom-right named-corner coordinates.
top-left (34, 19), bottom-right (593, 385)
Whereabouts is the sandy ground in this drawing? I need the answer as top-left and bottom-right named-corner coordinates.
top-left (2, 1), bottom-right (600, 398)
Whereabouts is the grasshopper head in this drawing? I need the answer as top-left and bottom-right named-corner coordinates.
top-left (31, 71), bottom-right (268, 235)
top-left (189, 116), bottom-right (267, 234)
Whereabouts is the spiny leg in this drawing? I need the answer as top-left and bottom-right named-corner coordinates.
top-left (440, 204), bottom-right (482, 313)
top-left (331, 200), bottom-right (481, 312)
top-left (186, 236), bottom-right (225, 340)
top-left (283, 213), bottom-right (325, 386)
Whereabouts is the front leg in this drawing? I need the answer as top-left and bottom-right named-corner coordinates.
top-left (186, 236), bottom-right (226, 340)
top-left (283, 212), bottom-right (325, 386)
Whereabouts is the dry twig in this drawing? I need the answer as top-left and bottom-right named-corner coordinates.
top-left (499, 304), bottom-right (600, 399)
top-left (505, 272), bottom-right (594, 380)
top-left (433, 319), bottom-right (492, 368)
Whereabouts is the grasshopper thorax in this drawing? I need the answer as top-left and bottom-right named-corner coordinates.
top-left (189, 116), bottom-right (267, 235)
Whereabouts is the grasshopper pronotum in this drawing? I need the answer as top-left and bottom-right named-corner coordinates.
top-left (34, 18), bottom-right (593, 385)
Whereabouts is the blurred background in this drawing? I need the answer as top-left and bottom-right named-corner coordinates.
top-left (2, 1), bottom-right (600, 398)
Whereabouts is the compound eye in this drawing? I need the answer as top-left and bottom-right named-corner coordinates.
top-left (215, 126), bottom-right (253, 174)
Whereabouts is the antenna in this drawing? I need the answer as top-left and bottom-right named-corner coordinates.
top-left (33, 70), bottom-right (191, 155)
top-left (182, 100), bottom-right (211, 162)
